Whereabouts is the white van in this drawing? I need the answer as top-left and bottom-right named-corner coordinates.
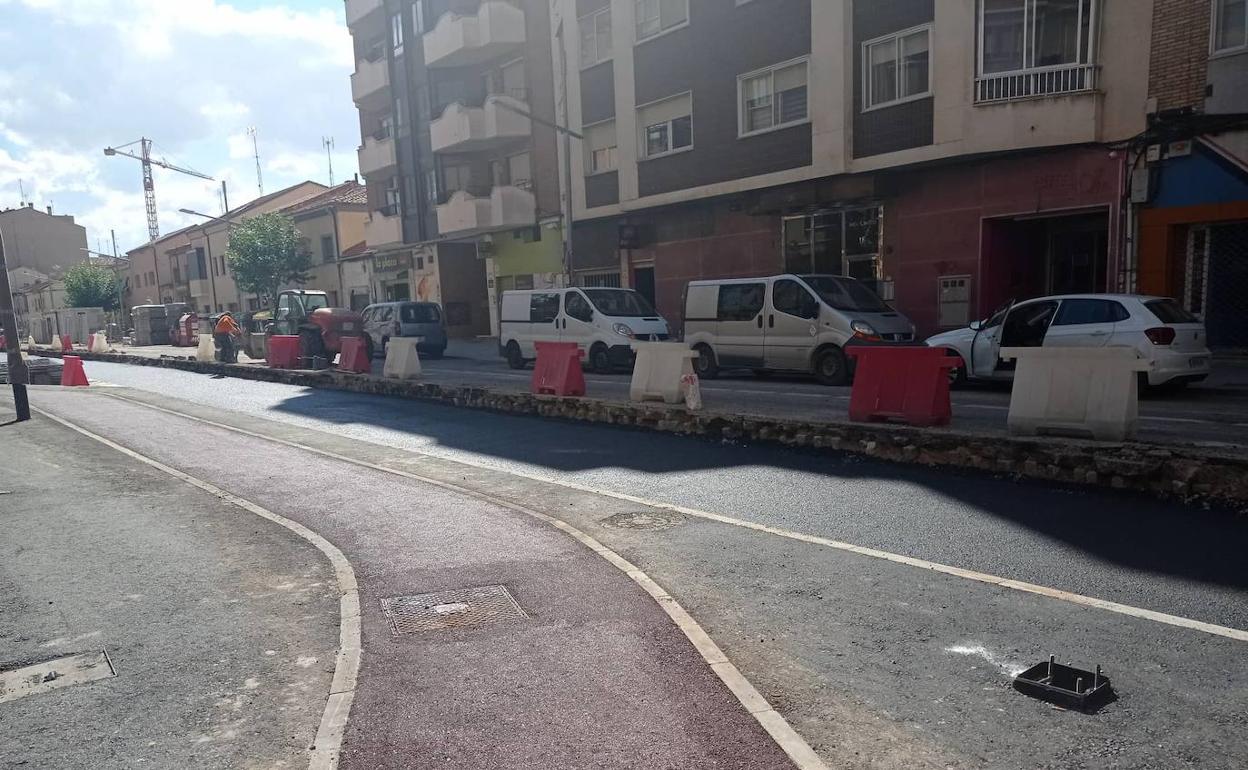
top-left (499, 288), bottom-right (671, 371)
top-left (683, 274), bottom-right (915, 385)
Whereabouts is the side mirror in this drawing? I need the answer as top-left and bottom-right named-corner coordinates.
top-left (969, 320), bottom-right (983, 331)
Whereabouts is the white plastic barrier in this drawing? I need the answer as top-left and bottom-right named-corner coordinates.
top-left (50, 336), bottom-right (62, 352)
top-left (1000, 346), bottom-right (1152, 442)
top-left (88, 331), bottom-right (110, 353)
top-left (383, 336), bottom-right (422, 380)
top-left (26, 336), bottom-right (37, 352)
top-left (196, 332), bottom-right (215, 362)
top-left (630, 341), bottom-right (700, 407)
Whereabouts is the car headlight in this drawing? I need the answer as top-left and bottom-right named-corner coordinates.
top-left (851, 320), bottom-right (877, 337)
top-left (612, 322), bottom-right (634, 337)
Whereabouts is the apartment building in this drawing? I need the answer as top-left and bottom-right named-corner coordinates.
top-left (0, 204), bottom-right (89, 276)
top-left (1130, 0), bottom-right (1248, 350)
top-left (347, 0), bottom-right (564, 337)
top-left (546, 0), bottom-right (1160, 336)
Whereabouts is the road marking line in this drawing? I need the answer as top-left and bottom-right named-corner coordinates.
top-left (30, 405), bottom-right (362, 770)
top-left (97, 391), bottom-right (1248, 645)
top-left (79, 392), bottom-right (827, 770)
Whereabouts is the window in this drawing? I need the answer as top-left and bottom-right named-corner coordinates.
top-left (717, 283), bottom-right (766, 322)
top-left (772, 279), bottom-right (818, 319)
top-left (1145, 298), bottom-right (1199, 324)
top-left (442, 163), bottom-right (471, 196)
top-left (412, 0), bottom-right (425, 35)
top-left (1052, 298), bottom-right (1128, 326)
top-left (219, 256), bottom-right (227, 275)
top-left (739, 58), bottom-right (809, 135)
top-left (979, 0), bottom-right (1093, 74)
top-left (401, 304), bottom-right (440, 323)
top-left (579, 7), bottom-right (612, 68)
top-left (529, 293), bottom-right (561, 323)
top-left (863, 27), bottom-right (930, 109)
top-left (565, 291), bottom-right (593, 322)
top-left (1214, 0), bottom-right (1248, 53)
top-left (635, 0), bottom-right (688, 41)
top-left (638, 92), bottom-right (692, 159)
top-left (938, 276), bottom-right (971, 327)
top-left (585, 121), bottom-right (618, 174)
top-left (195, 247), bottom-right (207, 278)
top-left (425, 169), bottom-right (438, 203)
top-left (320, 235), bottom-right (336, 263)
top-left (390, 10), bottom-right (404, 56)
top-left (507, 152), bottom-right (531, 188)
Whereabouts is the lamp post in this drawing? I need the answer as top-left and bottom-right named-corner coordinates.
top-left (0, 230), bottom-right (30, 421)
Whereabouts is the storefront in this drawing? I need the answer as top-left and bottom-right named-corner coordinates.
top-left (883, 146), bottom-right (1124, 337)
top-left (371, 251), bottom-right (412, 303)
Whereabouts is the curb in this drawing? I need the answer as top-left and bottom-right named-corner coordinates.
top-left (36, 347), bottom-right (1248, 506)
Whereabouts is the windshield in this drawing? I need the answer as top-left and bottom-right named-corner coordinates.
top-left (400, 304), bottom-right (441, 323)
top-left (798, 276), bottom-right (890, 313)
top-left (302, 293), bottom-right (330, 312)
top-left (582, 289), bottom-right (658, 317)
top-left (1145, 298), bottom-right (1198, 324)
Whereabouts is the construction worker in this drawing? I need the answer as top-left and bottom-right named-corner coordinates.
top-left (213, 312), bottom-right (242, 363)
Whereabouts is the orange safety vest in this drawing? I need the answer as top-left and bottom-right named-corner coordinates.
top-left (215, 315), bottom-right (240, 335)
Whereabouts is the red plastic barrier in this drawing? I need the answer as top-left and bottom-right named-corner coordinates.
top-left (0, 335), bottom-right (5, 349)
top-left (60, 334), bottom-right (73, 351)
top-left (61, 355), bottom-right (89, 387)
top-left (531, 341), bottom-right (585, 397)
top-left (845, 346), bottom-right (960, 428)
top-left (268, 335), bottom-right (301, 369)
top-left (338, 335), bottom-right (371, 374)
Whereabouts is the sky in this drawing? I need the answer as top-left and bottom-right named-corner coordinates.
top-left (0, 0), bottom-right (361, 256)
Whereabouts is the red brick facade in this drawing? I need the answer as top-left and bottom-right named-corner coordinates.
top-left (1148, 0), bottom-right (1211, 112)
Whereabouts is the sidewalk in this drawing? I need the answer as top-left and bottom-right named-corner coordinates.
top-left (24, 388), bottom-right (801, 769)
top-left (0, 401), bottom-right (340, 769)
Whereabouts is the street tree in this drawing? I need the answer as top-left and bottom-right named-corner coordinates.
top-left (63, 261), bottom-right (120, 310)
top-left (224, 213), bottom-right (310, 307)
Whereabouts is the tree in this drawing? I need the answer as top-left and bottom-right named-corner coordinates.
top-left (224, 213), bottom-right (310, 307)
top-left (63, 261), bottom-right (120, 310)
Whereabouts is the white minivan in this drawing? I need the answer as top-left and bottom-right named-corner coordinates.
top-left (683, 274), bottom-right (916, 385)
top-left (499, 288), bottom-right (672, 371)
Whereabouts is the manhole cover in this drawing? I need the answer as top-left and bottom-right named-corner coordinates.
top-left (0, 650), bottom-right (116, 704)
top-left (602, 510), bottom-right (685, 531)
top-left (380, 585), bottom-right (528, 636)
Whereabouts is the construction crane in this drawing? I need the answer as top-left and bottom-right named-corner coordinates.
top-left (104, 138), bottom-right (213, 242)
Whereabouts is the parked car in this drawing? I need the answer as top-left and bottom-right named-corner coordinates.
top-left (499, 288), bottom-right (670, 371)
top-left (683, 274), bottom-right (915, 385)
top-left (361, 301), bottom-right (447, 359)
top-left (925, 294), bottom-right (1212, 387)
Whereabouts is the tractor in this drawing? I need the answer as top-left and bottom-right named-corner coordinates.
top-left (267, 290), bottom-right (370, 367)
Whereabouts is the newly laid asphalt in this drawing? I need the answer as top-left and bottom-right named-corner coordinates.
top-left (11, 370), bottom-right (1247, 768)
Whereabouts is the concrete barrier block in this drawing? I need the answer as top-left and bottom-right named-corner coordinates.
top-left (196, 332), bottom-right (215, 362)
top-left (1001, 346), bottom-right (1152, 442)
top-left (383, 337), bottom-right (422, 380)
top-left (630, 342), bottom-right (697, 405)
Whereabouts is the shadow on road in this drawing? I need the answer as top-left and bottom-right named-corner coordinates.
top-left (269, 386), bottom-right (1248, 593)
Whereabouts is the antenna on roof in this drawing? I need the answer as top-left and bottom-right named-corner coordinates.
top-left (18, 179), bottom-right (26, 206)
top-left (323, 137), bottom-right (335, 186)
top-left (247, 126), bottom-right (264, 195)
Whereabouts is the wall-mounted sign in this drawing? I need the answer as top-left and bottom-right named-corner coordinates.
top-left (373, 252), bottom-right (411, 273)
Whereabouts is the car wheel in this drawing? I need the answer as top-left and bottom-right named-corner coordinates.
top-left (693, 344), bottom-right (719, 380)
top-left (814, 346), bottom-right (849, 386)
top-left (380, 336), bottom-right (390, 357)
top-left (590, 343), bottom-right (612, 373)
top-left (363, 335), bottom-right (375, 362)
top-left (505, 341), bottom-right (526, 370)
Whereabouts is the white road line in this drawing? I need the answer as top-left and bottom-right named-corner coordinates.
top-left (76, 391), bottom-right (827, 770)
top-left (31, 405), bottom-right (362, 770)
top-left (96, 391), bottom-right (1248, 649)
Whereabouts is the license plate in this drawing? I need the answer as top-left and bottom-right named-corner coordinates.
top-left (1190, 356), bottom-right (1208, 368)
top-left (342, 323), bottom-right (355, 332)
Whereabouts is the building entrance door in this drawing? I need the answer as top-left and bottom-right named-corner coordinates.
top-left (632, 266), bottom-right (655, 307)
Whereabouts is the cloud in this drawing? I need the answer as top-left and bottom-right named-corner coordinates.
top-left (0, 0), bottom-right (360, 252)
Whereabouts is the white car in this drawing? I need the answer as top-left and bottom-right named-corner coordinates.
top-left (926, 294), bottom-right (1212, 387)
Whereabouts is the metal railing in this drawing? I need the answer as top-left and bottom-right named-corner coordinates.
top-left (974, 63), bottom-right (1098, 104)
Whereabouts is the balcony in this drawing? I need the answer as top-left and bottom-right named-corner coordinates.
top-left (423, 1), bottom-right (526, 69)
top-left (430, 95), bottom-right (531, 154)
top-left (358, 131), bottom-right (397, 177)
top-left (436, 185), bottom-right (535, 236)
top-left (974, 64), bottom-right (1099, 104)
top-left (365, 207), bottom-right (404, 248)
top-left (345, 0), bottom-right (384, 27)
top-left (351, 53), bottom-right (390, 108)
top-left (188, 279), bottom-right (210, 302)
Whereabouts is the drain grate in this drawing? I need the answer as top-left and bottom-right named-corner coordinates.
top-left (380, 585), bottom-right (528, 636)
top-left (602, 510), bottom-right (685, 531)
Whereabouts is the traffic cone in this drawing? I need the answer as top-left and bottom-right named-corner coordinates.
top-left (61, 355), bottom-right (89, 387)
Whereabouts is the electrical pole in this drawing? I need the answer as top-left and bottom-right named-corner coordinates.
top-left (0, 229), bottom-right (31, 421)
top-left (323, 137), bottom-right (335, 186)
